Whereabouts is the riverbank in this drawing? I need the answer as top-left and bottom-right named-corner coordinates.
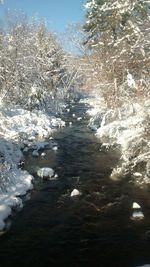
top-left (0, 104), bottom-right (65, 231)
top-left (1, 100), bottom-right (150, 267)
top-left (82, 92), bottom-right (150, 186)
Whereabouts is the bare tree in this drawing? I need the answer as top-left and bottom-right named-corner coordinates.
top-left (0, 11), bottom-right (79, 113)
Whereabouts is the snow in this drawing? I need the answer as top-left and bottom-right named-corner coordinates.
top-left (131, 210), bottom-right (144, 220)
top-left (127, 72), bottom-right (136, 88)
top-left (37, 167), bottom-right (55, 179)
top-left (133, 172), bottom-right (143, 178)
top-left (132, 202), bottom-right (141, 209)
top-left (77, 117), bottom-right (82, 121)
top-left (70, 189), bottom-right (80, 197)
top-left (82, 92), bottom-right (150, 185)
top-left (32, 150), bottom-right (39, 157)
top-left (84, 0), bottom-right (97, 10)
top-left (0, 170), bottom-right (33, 231)
top-left (6, 170), bottom-right (34, 195)
top-left (52, 146), bottom-right (58, 151)
top-left (41, 152), bottom-right (46, 157)
top-left (0, 107), bottom-right (65, 143)
top-left (0, 105), bottom-right (65, 231)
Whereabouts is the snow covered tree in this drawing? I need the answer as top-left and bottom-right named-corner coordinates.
top-left (84, 0), bottom-right (150, 59)
top-left (83, 0), bottom-right (150, 104)
top-left (0, 11), bottom-right (78, 113)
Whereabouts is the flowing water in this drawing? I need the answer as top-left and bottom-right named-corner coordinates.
top-left (1, 100), bottom-right (150, 267)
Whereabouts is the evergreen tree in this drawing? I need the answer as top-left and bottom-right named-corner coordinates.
top-left (84, 0), bottom-right (150, 60)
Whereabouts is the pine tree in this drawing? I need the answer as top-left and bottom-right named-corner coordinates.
top-left (84, 0), bottom-right (150, 61)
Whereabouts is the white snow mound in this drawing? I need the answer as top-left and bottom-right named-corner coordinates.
top-left (37, 167), bottom-right (55, 179)
top-left (70, 189), bottom-right (80, 197)
top-left (131, 211), bottom-right (144, 220)
top-left (132, 202), bottom-right (141, 209)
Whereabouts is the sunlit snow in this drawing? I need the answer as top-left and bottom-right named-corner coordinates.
top-left (0, 105), bottom-right (65, 231)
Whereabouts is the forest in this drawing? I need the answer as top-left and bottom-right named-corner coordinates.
top-left (0, 2), bottom-right (150, 266)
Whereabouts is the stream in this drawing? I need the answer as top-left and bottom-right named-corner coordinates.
top-left (1, 100), bottom-right (150, 267)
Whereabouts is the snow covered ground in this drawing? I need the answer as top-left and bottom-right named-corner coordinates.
top-left (0, 105), bottom-right (65, 232)
top-left (81, 91), bottom-right (150, 185)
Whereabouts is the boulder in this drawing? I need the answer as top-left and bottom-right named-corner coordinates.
top-left (133, 172), bottom-right (142, 178)
top-left (37, 167), bottom-right (55, 179)
top-left (132, 202), bottom-right (141, 209)
top-left (70, 189), bottom-right (80, 197)
top-left (52, 146), bottom-right (58, 151)
top-left (77, 117), bottom-right (82, 121)
top-left (41, 152), bottom-right (46, 157)
top-left (131, 210), bottom-right (144, 220)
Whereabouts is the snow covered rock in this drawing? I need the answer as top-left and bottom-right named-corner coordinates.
top-left (70, 189), bottom-right (80, 197)
top-left (131, 211), bottom-right (144, 220)
top-left (131, 202), bottom-right (144, 220)
top-left (41, 152), bottom-right (46, 157)
top-left (132, 202), bottom-right (141, 209)
top-left (133, 172), bottom-right (142, 178)
top-left (37, 167), bottom-right (55, 179)
top-left (52, 146), bottom-right (58, 151)
top-left (51, 117), bottom-right (65, 128)
top-left (77, 117), bottom-right (82, 121)
top-left (28, 136), bottom-right (36, 142)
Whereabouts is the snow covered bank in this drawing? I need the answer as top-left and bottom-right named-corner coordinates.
top-left (0, 105), bottom-right (65, 231)
top-left (82, 93), bottom-right (150, 185)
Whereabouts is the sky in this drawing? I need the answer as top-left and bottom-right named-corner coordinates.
top-left (0, 0), bottom-right (86, 33)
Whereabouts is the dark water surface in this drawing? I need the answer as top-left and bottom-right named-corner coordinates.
top-left (1, 100), bottom-right (150, 267)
